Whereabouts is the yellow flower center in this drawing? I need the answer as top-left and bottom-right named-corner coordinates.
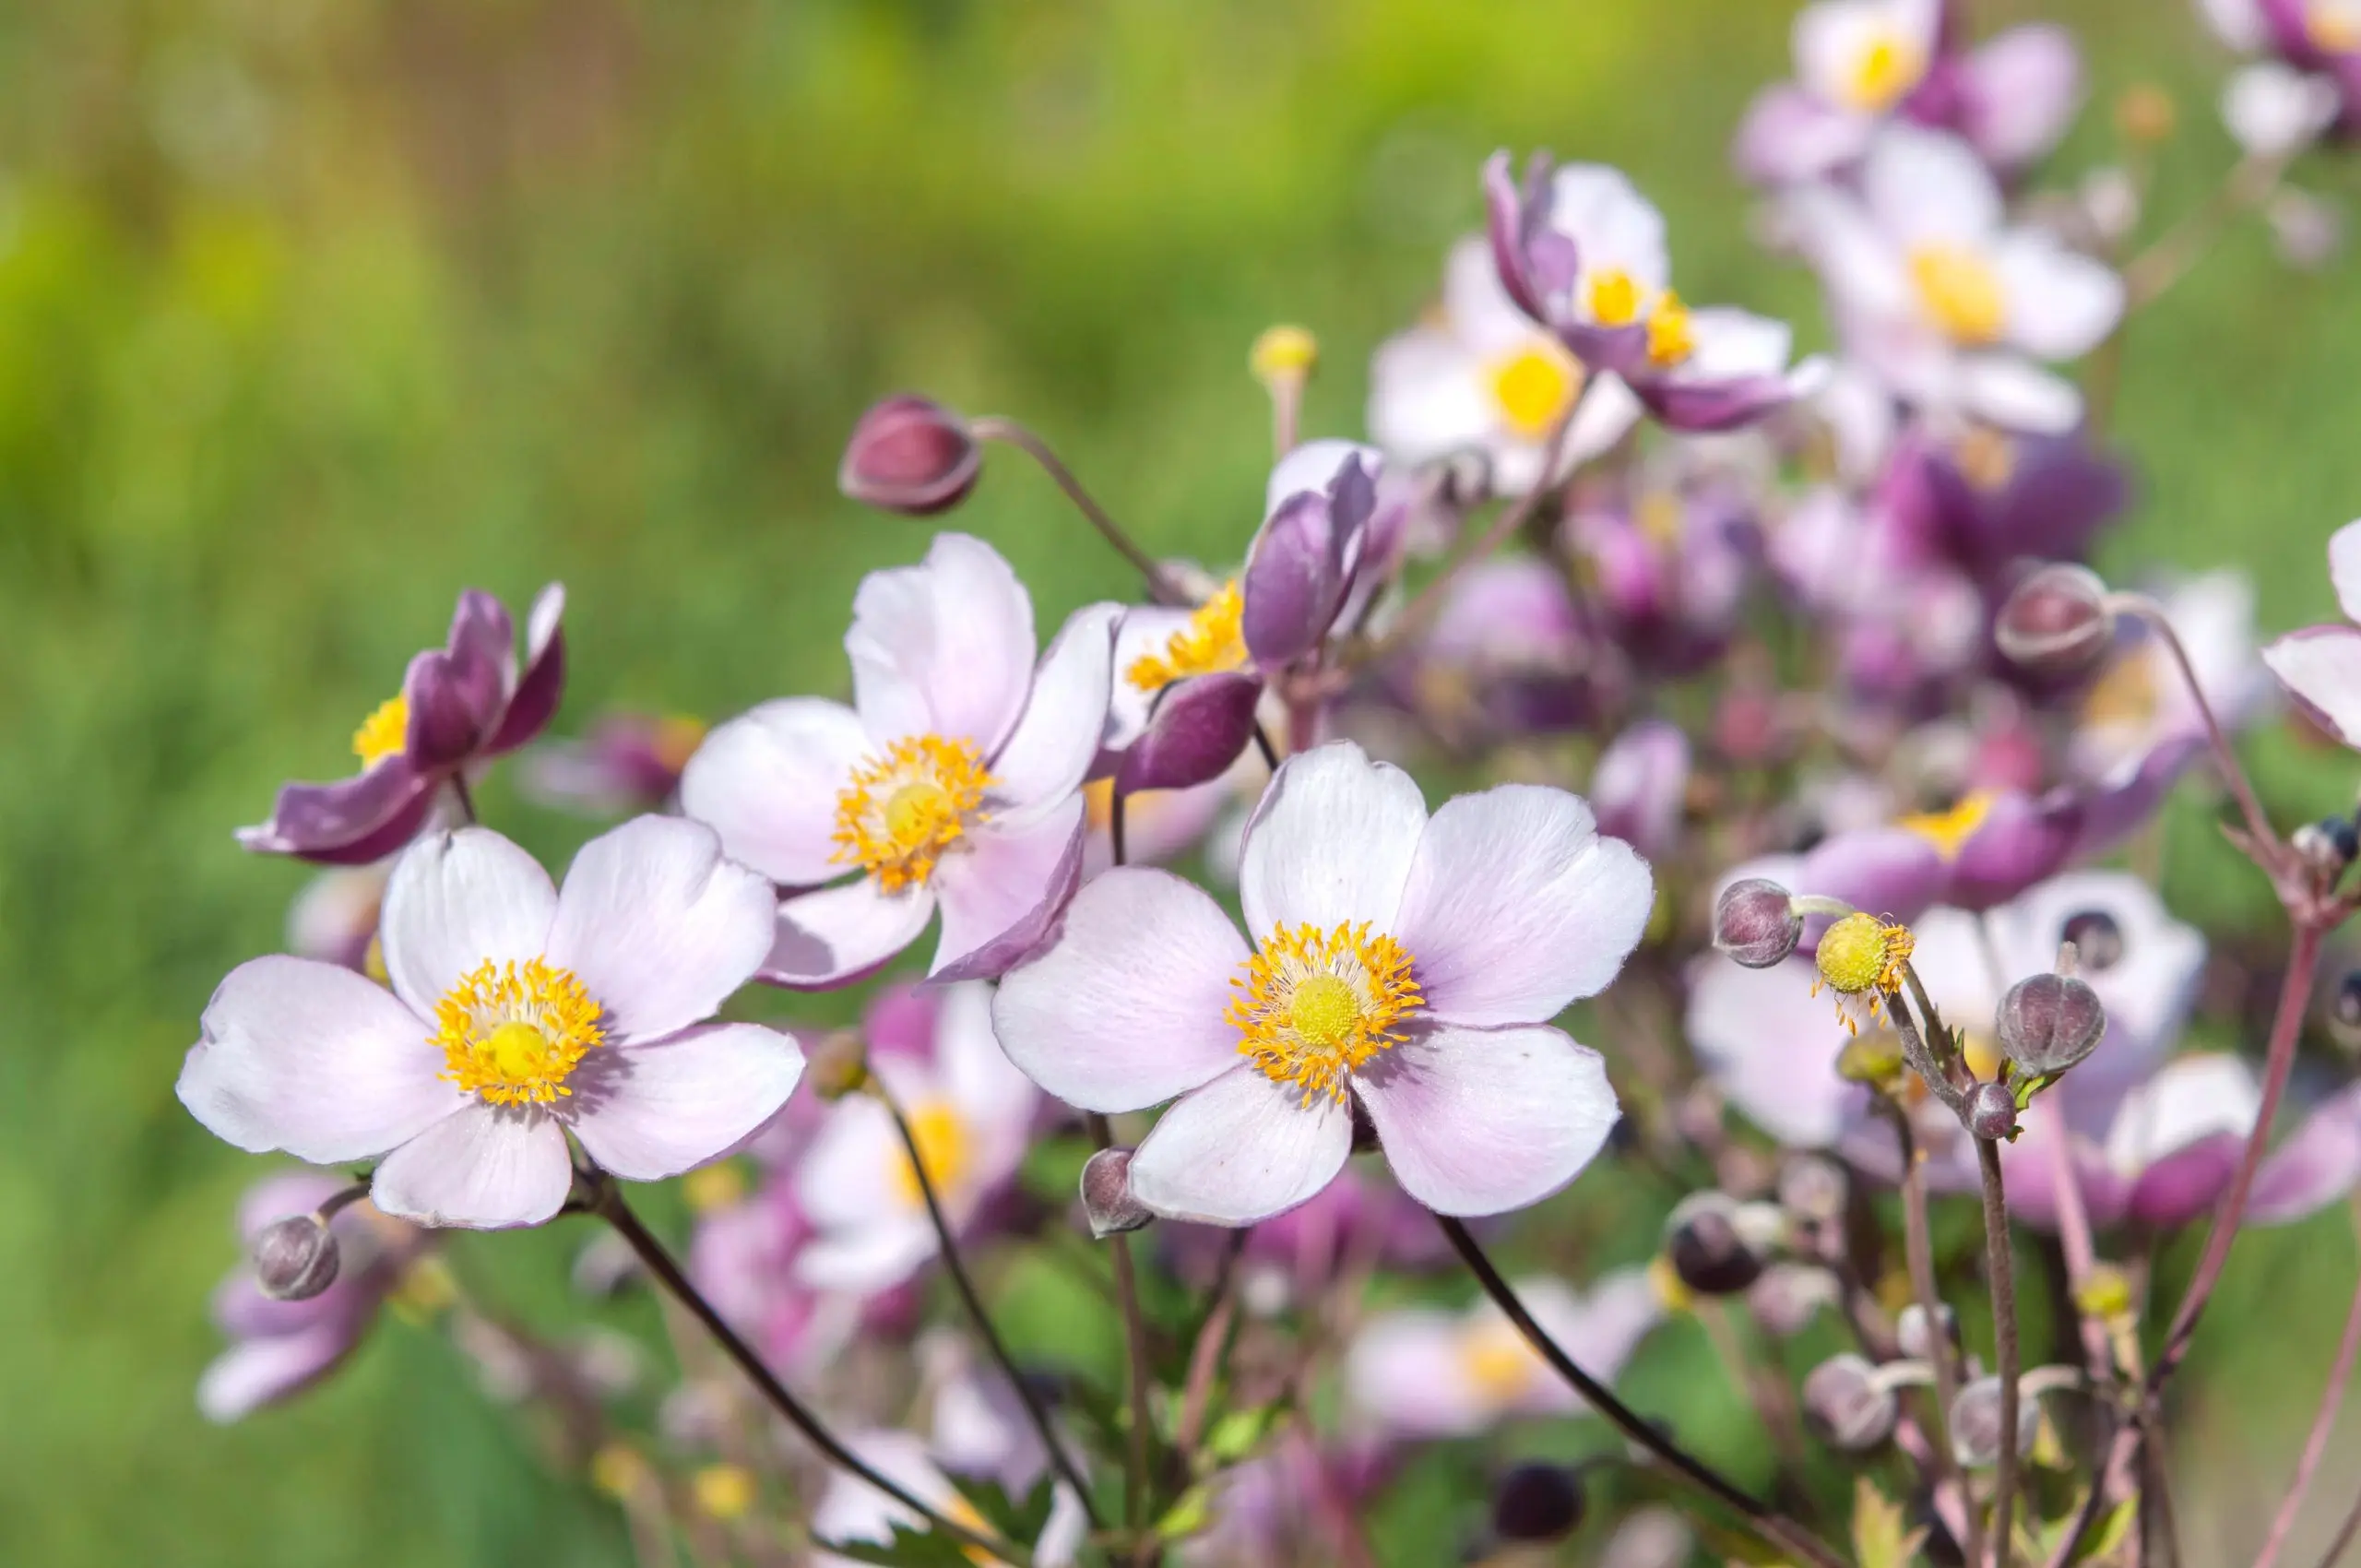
top-left (431, 956), bottom-right (606, 1106)
top-left (1486, 342), bottom-right (1583, 440)
top-left (2309, 0), bottom-right (2361, 52)
top-left (2082, 651), bottom-right (2159, 731)
top-left (1897, 791), bottom-right (1995, 861)
top-left (1954, 426), bottom-right (2018, 491)
top-left (1644, 290), bottom-right (1696, 368)
top-left (691, 1464), bottom-right (757, 1521)
top-left (891, 1099), bottom-right (973, 1207)
top-left (1586, 267), bottom-right (1643, 327)
top-left (1230, 921), bottom-right (1423, 1105)
top-left (1962, 1032), bottom-right (2004, 1082)
top-left (1126, 580), bottom-right (1249, 694)
top-left (1811, 914), bottom-right (1916, 1034)
top-left (1909, 244), bottom-right (2007, 345)
top-left (651, 714), bottom-right (709, 774)
top-left (351, 695), bottom-right (409, 767)
top-left (1458, 1320), bottom-right (1540, 1404)
top-left (1250, 323), bottom-right (1321, 383)
top-left (682, 1161), bottom-right (746, 1213)
top-left (832, 735), bottom-right (995, 894)
top-left (1843, 30), bottom-right (1926, 112)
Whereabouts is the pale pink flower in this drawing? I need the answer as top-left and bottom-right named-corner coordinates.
top-left (993, 741), bottom-right (1652, 1224)
top-left (680, 534), bottom-right (1118, 988)
top-left (2262, 518), bottom-right (2361, 747)
top-left (178, 817), bottom-right (803, 1229)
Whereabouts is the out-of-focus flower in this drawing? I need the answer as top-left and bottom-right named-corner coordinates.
top-left (1485, 154), bottom-right (1820, 432)
top-left (1736, 0), bottom-right (2082, 184)
top-left (1593, 719), bottom-right (1693, 860)
top-left (2225, 60), bottom-right (2344, 153)
top-left (287, 863), bottom-right (392, 975)
top-left (1345, 1268), bottom-right (1660, 1437)
top-left (2200, 0), bottom-right (2361, 144)
top-left (239, 586), bottom-right (566, 864)
top-left (811, 1430), bottom-right (1086, 1568)
top-left (994, 742), bottom-right (1650, 1223)
top-left (794, 982), bottom-right (1039, 1295)
top-left (1875, 427), bottom-right (2128, 588)
top-left (1564, 472), bottom-right (1762, 674)
top-left (1163, 1165), bottom-right (1447, 1307)
top-left (681, 535), bottom-right (1118, 988)
top-left (2262, 519), bottom-right (2361, 746)
top-left (1787, 126), bottom-right (2123, 434)
top-left (2075, 570), bottom-right (2272, 778)
top-left (2268, 186), bottom-right (2346, 269)
top-left (1238, 442), bottom-right (1388, 671)
top-left (522, 712), bottom-right (706, 818)
top-left (1398, 556), bottom-right (1595, 742)
top-left (688, 1168), bottom-right (851, 1380)
top-left (179, 818), bottom-right (803, 1229)
top-left (1370, 238), bottom-right (1644, 495)
top-left (198, 1170), bottom-right (425, 1422)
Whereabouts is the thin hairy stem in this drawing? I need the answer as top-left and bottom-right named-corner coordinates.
top-left (874, 1083), bottom-right (1101, 1529)
top-left (1887, 1101), bottom-right (1986, 1568)
top-left (1977, 1136), bottom-right (2023, 1568)
top-left (587, 1177), bottom-right (1030, 1565)
top-left (2254, 1201), bottom-right (2361, 1568)
top-left (1438, 1215), bottom-right (1853, 1568)
top-left (2103, 592), bottom-right (2280, 863)
top-left (969, 417), bottom-right (1186, 605)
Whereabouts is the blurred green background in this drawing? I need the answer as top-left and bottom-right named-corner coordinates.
top-left (6, 0), bottom-right (2361, 1562)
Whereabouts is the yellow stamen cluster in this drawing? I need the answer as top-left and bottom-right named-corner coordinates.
top-left (891, 1099), bottom-right (974, 1207)
top-left (1488, 343), bottom-right (1583, 439)
top-left (432, 956), bottom-right (606, 1105)
top-left (1230, 921), bottom-right (1423, 1105)
top-left (1644, 291), bottom-right (1696, 368)
top-left (1811, 913), bottom-right (1916, 1034)
top-left (1844, 31), bottom-right (1926, 112)
top-left (1251, 324), bottom-right (1321, 384)
top-left (1587, 267), bottom-right (1643, 327)
top-left (1583, 268), bottom-right (1695, 370)
top-left (1457, 1320), bottom-right (1540, 1403)
top-left (1908, 244), bottom-right (2007, 345)
top-left (832, 735), bottom-right (994, 894)
top-left (1896, 791), bottom-right (1994, 861)
top-left (2308, 0), bottom-right (2361, 53)
top-left (1125, 581), bottom-right (1249, 694)
top-left (692, 1465), bottom-right (757, 1522)
top-left (351, 695), bottom-right (409, 768)
top-left (2081, 652), bottom-right (2159, 731)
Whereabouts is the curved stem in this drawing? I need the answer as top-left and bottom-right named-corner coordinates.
top-left (2120, 152), bottom-right (2290, 310)
top-left (2253, 1201), bottom-right (2361, 1568)
top-left (1976, 1137), bottom-right (2023, 1568)
top-left (969, 417), bottom-right (1186, 606)
top-left (2103, 591), bottom-right (2281, 864)
top-left (873, 1083), bottom-right (1101, 1529)
top-left (587, 1177), bottom-right (1031, 1566)
top-left (1437, 1215), bottom-right (1853, 1568)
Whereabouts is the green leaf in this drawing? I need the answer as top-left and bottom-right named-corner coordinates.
top-left (2078, 1499), bottom-right (2137, 1564)
top-left (1852, 1476), bottom-right (1929, 1568)
top-left (816, 1523), bottom-right (974, 1568)
top-left (1203, 1404), bottom-right (1280, 1465)
top-left (1156, 1483), bottom-right (1214, 1540)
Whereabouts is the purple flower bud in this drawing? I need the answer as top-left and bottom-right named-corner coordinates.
top-left (1113, 671), bottom-right (1264, 796)
top-left (1995, 563), bottom-right (2115, 677)
top-left (1081, 1148), bottom-right (1153, 1239)
top-left (837, 395), bottom-right (981, 516)
top-left (1492, 1462), bottom-right (1585, 1543)
top-left (1802, 1354), bottom-right (1897, 1451)
top-left (1664, 1193), bottom-right (1764, 1296)
top-left (1997, 972), bottom-right (2106, 1076)
top-left (1897, 1302), bottom-right (1958, 1361)
top-left (1950, 1376), bottom-right (2038, 1468)
top-left (1967, 1081), bottom-right (2020, 1142)
top-left (1776, 1155), bottom-right (1847, 1225)
top-left (1712, 878), bottom-right (1802, 968)
top-left (2058, 908), bottom-right (2125, 970)
top-left (254, 1213), bottom-right (340, 1301)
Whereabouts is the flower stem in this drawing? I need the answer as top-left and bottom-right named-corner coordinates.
top-left (1437, 1215), bottom-right (1852, 1568)
top-left (2102, 591), bottom-right (2281, 863)
top-left (1975, 1136), bottom-right (2023, 1568)
top-left (586, 1175), bottom-right (1032, 1566)
top-left (1175, 1229), bottom-right (1249, 1460)
top-left (2253, 1199), bottom-right (2361, 1568)
top-left (1886, 1100), bottom-right (1986, 1568)
top-left (447, 773), bottom-right (479, 826)
top-left (969, 417), bottom-right (1187, 606)
top-left (1086, 1111), bottom-right (1157, 1549)
top-left (873, 1082), bottom-right (1102, 1530)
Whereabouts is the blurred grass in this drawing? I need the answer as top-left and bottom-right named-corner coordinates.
top-left (3, 0), bottom-right (2361, 1562)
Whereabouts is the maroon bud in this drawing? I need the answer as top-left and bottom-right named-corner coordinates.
top-left (254, 1213), bottom-right (340, 1301)
top-left (1664, 1193), bottom-right (1764, 1296)
top-left (1950, 1376), bottom-right (2038, 1467)
top-left (1081, 1148), bottom-right (1153, 1239)
top-left (1802, 1353), bottom-right (1897, 1451)
top-left (1996, 564), bottom-right (2115, 677)
top-left (1492, 1462), bottom-right (1585, 1543)
top-left (1713, 878), bottom-right (1802, 968)
top-left (1997, 972), bottom-right (2106, 1076)
top-left (1967, 1081), bottom-right (2019, 1141)
top-left (838, 395), bottom-right (981, 516)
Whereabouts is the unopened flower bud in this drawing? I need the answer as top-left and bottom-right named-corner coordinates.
top-left (1897, 1301), bottom-right (1958, 1360)
top-left (1664, 1193), bottom-right (1765, 1296)
top-left (1996, 564), bottom-right (2115, 678)
top-left (1713, 878), bottom-right (1803, 968)
top-left (1802, 1353), bottom-right (1897, 1450)
top-left (805, 1029), bottom-right (870, 1101)
top-left (2059, 908), bottom-right (2125, 970)
top-left (1967, 1081), bottom-right (2019, 1141)
top-left (1777, 1155), bottom-right (1847, 1225)
top-left (1492, 1461), bottom-right (1585, 1542)
top-left (837, 395), bottom-right (981, 516)
top-left (1950, 1376), bottom-right (2038, 1467)
top-left (1249, 325), bottom-right (1320, 386)
top-left (1997, 972), bottom-right (2106, 1077)
top-left (1749, 1261), bottom-right (1840, 1337)
top-left (2294, 815), bottom-right (2360, 878)
top-left (1081, 1148), bottom-right (1153, 1239)
top-left (254, 1213), bottom-right (340, 1301)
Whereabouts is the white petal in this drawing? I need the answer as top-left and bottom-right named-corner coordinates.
top-left (1237, 742), bottom-right (1428, 939)
top-left (929, 793), bottom-right (1086, 982)
top-left (1956, 352), bottom-right (2083, 434)
top-left (765, 877), bottom-right (935, 989)
top-left (795, 1094), bottom-right (911, 1230)
top-left (379, 828), bottom-right (557, 1018)
top-left (677, 698), bottom-right (872, 887)
top-left (934, 980), bottom-right (1039, 1129)
top-left (1368, 327), bottom-right (1496, 468)
top-left (2264, 627), bottom-right (2361, 746)
top-left (545, 816), bottom-right (777, 1043)
top-left (1390, 785), bottom-right (1652, 1026)
top-left (1266, 439), bottom-right (1381, 516)
top-left (1964, 25), bottom-right (2082, 167)
top-left (1356, 1023), bottom-right (1619, 1216)
top-left (2332, 519), bottom-right (2361, 624)
top-left (370, 1104), bottom-right (574, 1229)
top-left (1863, 125), bottom-right (2002, 245)
top-left (569, 1023), bottom-right (806, 1182)
top-left (2104, 1055), bottom-right (2261, 1176)
top-left (847, 532), bottom-right (1037, 754)
top-left (2200, 0), bottom-right (2268, 49)
top-left (1127, 1066), bottom-right (1353, 1225)
top-left (1992, 233), bottom-right (2123, 359)
top-left (1674, 307), bottom-right (1795, 381)
top-left (1347, 1308), bottom-right (1495, 1436)
top-left (1546, 165), bottom-right (1671, 292)
top-left (991, 602), bottom-right (1120, 808)
top-left (1685, 958), bottom-right (1854, 1147)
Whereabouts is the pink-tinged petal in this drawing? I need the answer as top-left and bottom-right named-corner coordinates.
top-left (1238, 742), bottom-right (1428, 939)
top-left (991, 867), bottom-right (1249, 1111)
top-left (1956, 353), bottom-right (2082, 434)
top-left (2331, 519), bottom-right (2361, 625)
top-left (197, 1324), bottom-right (357, 1423)
top-left (1686, 958), bottom-right (1853, 1147)
top-left (1107, 606), bottom-right (1197, 748)
top-left (569, 1022), bottom-right (806, 1182)
top-left (178, 956), bottom-right (466, 1164)
top-left (991, 602), bottom-right (1120, 809)
top-left (1347, 1308), bottom-right (1493, 1436)
top-left (1734, 85), bottom-right (1872, 185)
top-left (930, 794), bottom-right (1086, 982)
top-left (1593, 720), bottom-right (1690, 860)
top-left (379, 828), bottom-right (557, 1017)
top-left (847, 533), bottom-right (1036, 753)
top-left (545, 816), bottom-right (777, 1043)
top-left (765, 877), bottom-right (935, 990)
top-left (445, 588), bottom-right (518, 693)
top-left (2262, 625), bottom-right (2361, 746)
top-left (679, 698), bottom-right (872, 887)
top-left (1992, 234), bottom-right (2122, 361)
top-left (1964, 25), bottom-right (2081, 168)
top-left (1368, 325), bottom-right (1493, 469)
top-left (1127, 1067), bottom-right (1353, 1225)
top-left (2126, 1135), bottom-right (2247, 1229)
top-left (486, 583), bottom-right (567, 756)
top-left (401, 646), bottom-right (504, 770)
top-left (1390, 785), bottom-right (1651, 1027)
top-left (370, 1104), bottom-right (573, 1229)
top-left (2248, 1084), bottom-right (2361, 1225)
top-left (1862, 124), bottom-right (2001, 245)
top-left (236, 764), bottom-right (438, 867)
top-left (1356, 1023), bottom-right (1619, 1217)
